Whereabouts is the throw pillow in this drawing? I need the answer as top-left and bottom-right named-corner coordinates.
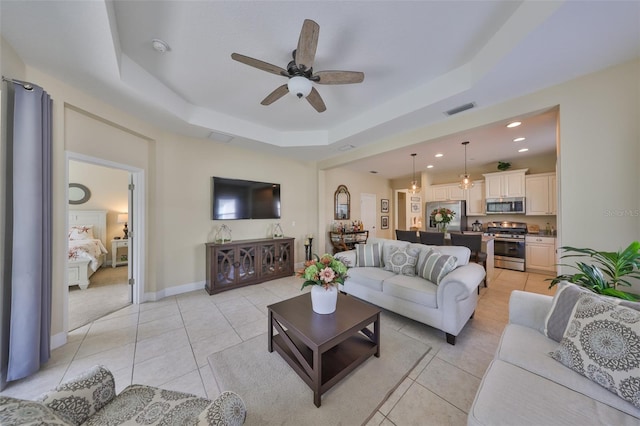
top-left (383, 246), bottom-right (419, 276)
top-left (381, 241), bottom-right (410, 268)
top-left (355, 243), bottom-right (381, 267)
top-left (416, 250), bottom-right (457, 285)
top-left (68, 225), bottom-right (94, 240)
top-left (549, 293), bottom-right (640, 408)
top-left (544, 282), bottom-right (640, 342)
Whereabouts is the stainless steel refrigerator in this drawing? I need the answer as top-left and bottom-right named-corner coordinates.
top-left (425, 200), bottom-right (467, 232)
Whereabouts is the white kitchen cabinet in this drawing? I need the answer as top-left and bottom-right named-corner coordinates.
top-left (429, 183), bottom-right (465, 201)
top-left (483, 169), bottom-right (528, 198)
top-left (526, 235), bottom-right (556, 274)
top-left (466, 181), bottom-right (485, 216)
top-left (526, 173), bottom-right (556, 215)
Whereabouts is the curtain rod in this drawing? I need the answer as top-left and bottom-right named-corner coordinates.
top-left (2, 76), bottom-right (34, 91)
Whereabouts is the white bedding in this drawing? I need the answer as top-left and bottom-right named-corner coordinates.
top-left (68, 239), bottom-right (108, 271)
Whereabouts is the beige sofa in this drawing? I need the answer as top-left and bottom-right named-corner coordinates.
top-left (0, 365), bottom-right (246, 425)
top-left (469, 289), bottom-right (640, 425)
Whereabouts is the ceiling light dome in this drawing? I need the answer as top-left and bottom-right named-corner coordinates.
top-left (287, 76), bottom-right (312, 98)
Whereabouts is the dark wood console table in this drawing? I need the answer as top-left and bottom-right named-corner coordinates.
top-left (205, 237), bottom-right (294, 295)
top-left (328, 230), bottom-right (368, 254)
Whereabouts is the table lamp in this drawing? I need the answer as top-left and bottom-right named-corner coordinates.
top-left (117, 213), bottom-right (129, 239)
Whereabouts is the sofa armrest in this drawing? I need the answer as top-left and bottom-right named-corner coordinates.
top-left (437, 263), bottom-right (485, 305)
top-left (197, 391), bottom-right (246, 425)
top-left (508, 290), bottom-right (553, 333)
top-left (39, 365), bottom-right (115, 425)
top-left (334, 249), bottom-right (356, 268)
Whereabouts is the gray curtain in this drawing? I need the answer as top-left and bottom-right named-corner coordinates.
top-left (1, 80), bottom-right (52, 390)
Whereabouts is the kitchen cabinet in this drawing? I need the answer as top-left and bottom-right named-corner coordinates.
top-left (466, 181), bottom-right (485, 216)
top-left (429, 183), bottom-right (465, 201)
top-left (526, 173), bottom-right (556, 215)
top-left (525, 235), bottom-right (556, 274)
top-left (483, 169), bottom-right (528, 198)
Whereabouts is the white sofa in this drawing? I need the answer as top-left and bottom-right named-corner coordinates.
top-left (335, 237), bottom-right (486, 345)
top-left (469, 290), bottom-right (640, 425)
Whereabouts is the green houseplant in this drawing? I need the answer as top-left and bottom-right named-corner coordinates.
top-left (548, 241), bottom-right (640, 301)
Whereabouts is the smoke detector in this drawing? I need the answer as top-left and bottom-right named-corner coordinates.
top-left (151, 39), bottom-right (170, 53)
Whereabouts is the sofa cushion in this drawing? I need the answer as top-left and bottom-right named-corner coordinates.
top-left (0, 396), bottom-right (70, 426)
top-left (383, 246), bottom-right (419, 276)
top-left (344, 267), bottom-right (396, 292)
top-left (416, 250), bottom-right (457, 285)
top-left (355, 243), bottom-right (381, 267)
top-left (382, 274), bottom-right (437, 308)
top-left (549, 293), bottom-right (640, 409)
top-left (545, 282), bottom-right (640, 342)
top-left (381, 240), bottom-right (410, 268)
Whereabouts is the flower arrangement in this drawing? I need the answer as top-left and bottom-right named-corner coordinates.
top-left (298, 253), bottom-right (348, 290)
top-left (430, 208), bottom-right (456, 226)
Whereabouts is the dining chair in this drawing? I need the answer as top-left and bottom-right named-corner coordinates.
top-left (418, 231), bottom-right (445, 246)
top-left (395, 229), bottom-right (419, 243)
top-left (450, 232), bottom-right (488, 292)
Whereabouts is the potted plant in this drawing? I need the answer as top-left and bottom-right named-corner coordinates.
top-left (548, 241), bottom-right (640, 301)
top-left (298, 254), bottom-right (348, 314)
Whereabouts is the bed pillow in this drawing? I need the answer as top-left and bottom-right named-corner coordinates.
top-left (383, 246), bottom-right (419, 276)
top-left (549, 292), bottom-right (640, 408)
top-left (544, 282), bottom-right (640, 342)
top-left (355, 243), bottom-right (381, 267)
top-left (416, 250), bottom-right (457, 285)
top-left (69, 225), bottom-right (94, 240)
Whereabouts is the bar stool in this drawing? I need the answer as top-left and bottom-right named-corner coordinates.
top-left (395, 229), bottom-right (419, 243)
top-left (418, 231), bottom-right (445, 246)
top-left (450, 233), bottom-right (487, 293)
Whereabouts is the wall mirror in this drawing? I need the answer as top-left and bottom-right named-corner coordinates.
top-left (334, 185), bottom-right (350, 220)
top-left (69, 183), bottom-right (91, 205)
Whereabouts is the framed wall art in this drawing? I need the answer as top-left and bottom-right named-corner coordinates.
top-left (411, 202), bottom-right (421, 213)
top-left (381, 199), bottom-right (389, 213)
top-left (381, 215), bottom-right (389, 229)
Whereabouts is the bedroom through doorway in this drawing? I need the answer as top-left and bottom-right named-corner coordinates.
top-left (67, 159), bottom-right (132, 330)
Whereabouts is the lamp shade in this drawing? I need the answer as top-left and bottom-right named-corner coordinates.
top-left (287, 76), bottom-right (312, 98)
top-left (117, 213), bottom-right (128, 224)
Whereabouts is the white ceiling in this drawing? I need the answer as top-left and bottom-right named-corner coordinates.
top-left (1, 1), bottom-right (639, 179)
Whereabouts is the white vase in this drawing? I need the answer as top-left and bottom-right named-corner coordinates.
top-left (310, 285), bottom-right (338, 314)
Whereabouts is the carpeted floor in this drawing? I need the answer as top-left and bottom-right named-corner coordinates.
top-left (68, 266), bottom-right (130, 331)
top-left (208, 324), bottom-right (431, 425)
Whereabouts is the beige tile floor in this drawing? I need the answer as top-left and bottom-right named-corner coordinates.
top-left (1, 269), bottom-right (556, 425)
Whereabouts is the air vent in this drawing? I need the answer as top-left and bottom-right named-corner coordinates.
top-left (338, 144), bottom-right (355, 151)
top-left (444, 102), bottom-right (476, 116)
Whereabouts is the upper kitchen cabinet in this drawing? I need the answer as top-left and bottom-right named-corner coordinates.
top-left (526, 173), bottom-right (557, 215)
top-left (429, 183), bottom-right (465, 201)
top-left (466, 181), bottom-right (485, 216)
top-left (483, 169), bottom-right (528, 199)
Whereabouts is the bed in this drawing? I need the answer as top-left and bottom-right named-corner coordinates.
top-left (68, 210), bottom-right (108, 290)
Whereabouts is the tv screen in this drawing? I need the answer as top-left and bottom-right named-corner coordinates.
top-left (212, 177), bottom-right (281, 220)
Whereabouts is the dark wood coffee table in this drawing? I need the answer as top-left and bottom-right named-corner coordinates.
top-left (268, 292), bottom-right (381, 407)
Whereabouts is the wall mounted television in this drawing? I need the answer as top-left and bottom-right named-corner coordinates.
top-left (211, 176), bottom-right (281, 220)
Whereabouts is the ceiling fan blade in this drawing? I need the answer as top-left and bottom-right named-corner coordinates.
top-left (295, 19), bottom-right (319, 71)
top-left (314, 70), bottom-right (365, 85)
top-left (306, 87), bottom-right (326, 113)
top-left (261, 84), bottom-right (289, 105)
top-left (231, 53), bottom-right (287, 77)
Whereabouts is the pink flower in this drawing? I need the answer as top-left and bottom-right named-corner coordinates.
top-left (319, 267), bottom-right (336, 284)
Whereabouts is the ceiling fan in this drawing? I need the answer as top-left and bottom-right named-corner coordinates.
top-left (231, 19), bottom-right (364, 113)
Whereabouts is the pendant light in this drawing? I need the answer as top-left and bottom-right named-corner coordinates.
top-left (409, 153), bottom-right (420, 194)
top-left (459, 141), bottom-right (474, 190)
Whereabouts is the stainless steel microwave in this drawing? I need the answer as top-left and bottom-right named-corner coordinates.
top-left (485, 197), bottom-right (526, 214)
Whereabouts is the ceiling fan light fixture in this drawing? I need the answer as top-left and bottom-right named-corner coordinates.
top-left (458, 141), bottom-right (474, 190)
top-left (287, 76), bottom-right (312, 98)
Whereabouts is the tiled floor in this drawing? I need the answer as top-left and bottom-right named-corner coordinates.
top-left (1, 269), bottom-right (556, 425)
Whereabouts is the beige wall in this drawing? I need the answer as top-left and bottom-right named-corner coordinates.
top-left (69, 160), bottom-right (129, 244)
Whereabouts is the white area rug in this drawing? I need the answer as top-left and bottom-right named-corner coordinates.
top-left (208, 326), bottom-right (430, 425)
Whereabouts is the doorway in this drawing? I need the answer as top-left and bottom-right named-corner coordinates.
top-left (360, 193), bottom-right (377, 238)
top-left (65, 153), bottom-right (144, 332)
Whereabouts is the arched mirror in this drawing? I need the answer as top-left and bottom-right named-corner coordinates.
top-left (334, 185), bottom-right (350, 220)
top-left (69, 183), bottom-right (91, 205)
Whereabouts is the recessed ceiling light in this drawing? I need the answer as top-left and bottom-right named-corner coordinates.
top-left (426, 165), bottom-right (434, 169)
top-left (151, 39), bottom-right (170, 53)
top-left (518, 148), bottom-right (529, 152)
top-left (435, 153), bottom-right (444, 158)
top-left (507, 121), bottom-right (521, 128)
top-left (513, 137), bottom-right (526, 142)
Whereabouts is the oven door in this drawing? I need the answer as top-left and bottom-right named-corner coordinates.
top-left (493, 238), bottom-right (525, 271)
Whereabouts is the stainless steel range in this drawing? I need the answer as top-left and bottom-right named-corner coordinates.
top-left (485, 221), bottom-right (528, 272)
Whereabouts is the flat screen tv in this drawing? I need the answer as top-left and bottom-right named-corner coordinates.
top-left (211, 176), bottom-right (281, 220)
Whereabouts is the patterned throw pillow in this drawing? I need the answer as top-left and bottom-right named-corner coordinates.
top-left (69, 225), bottom-right (95, 240)
top-left (383, 246), bottom-right (419, 276)
top-left (416, 250), bottom-right (457, 285)
top-left (545, 282), bottom-right (640, 342)
top-left (549, 293), bottom-right (640, 408)
top-left (355, 243), bottom-right (381, 267)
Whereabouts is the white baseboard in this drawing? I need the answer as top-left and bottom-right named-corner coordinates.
top-left (51, 332), bottom-right (67, 350)
top-left (143, 281), bottom-right (205, 302)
